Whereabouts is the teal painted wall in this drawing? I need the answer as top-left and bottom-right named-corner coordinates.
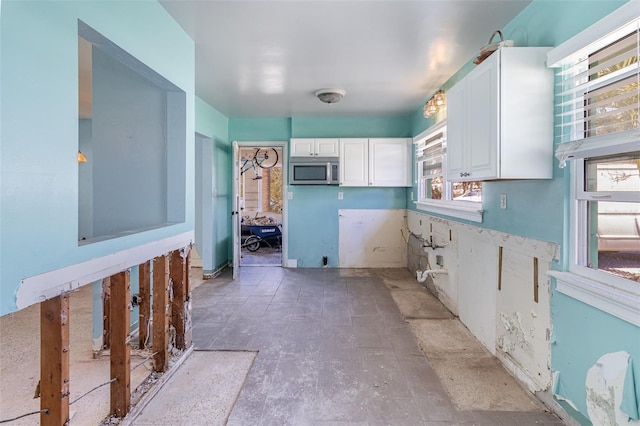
top-left (195, 97), bottom-right (231, 272)
top-left (229, 118), bottom-right (292, 142)
top-left (293, 116), bottom-right (412, 138)
top-left (288, 116), bottom-right (409, 267)
top-left (229, 116), bottom-right (410, 267)
top-left (0, 0), bottom-right (195, 315)
top-left (552, 292), bottom-right (640, 423)
top-left (408, 1), bottom-right (636, 423)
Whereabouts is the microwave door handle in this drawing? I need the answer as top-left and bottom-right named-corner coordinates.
top-left (327, 162), bottom-right (331, 185)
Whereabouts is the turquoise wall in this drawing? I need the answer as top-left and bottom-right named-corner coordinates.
top-left (230, 118), bottom-right (292, 142)
top-left (195, 97), bottom-right (231, 272)
top-left (552, 292), bottom-right (640, 423)
top-left (289, 116), bottom-right (411, 267)
top-left (0, 0), bottom-right (195, 315)
top-left (408, 1), bottom-right (636, 423)
top-left (229, 116), bottom-right (410, 267)
top-left (293, 116), bottom-right (411, 138)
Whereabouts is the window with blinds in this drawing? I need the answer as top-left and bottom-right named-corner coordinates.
top-left (550, 17), bottom-right (639, 167)
top-left (416, 130), bottom-right (445, 201)
top-left (415, 122), bottom-right (483, 205)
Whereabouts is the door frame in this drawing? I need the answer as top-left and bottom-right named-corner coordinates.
top-left (232, 140), bottom-right (288, 273)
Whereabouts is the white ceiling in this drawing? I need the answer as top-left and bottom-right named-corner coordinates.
top-left (159, 0), bottom-right (531, 118)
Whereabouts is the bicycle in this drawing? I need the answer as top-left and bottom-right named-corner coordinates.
top-left (240, 148), bottom-right (279, 180)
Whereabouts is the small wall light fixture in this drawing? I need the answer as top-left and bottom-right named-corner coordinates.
top-left (78, 150), bottom-right (88, 163)
top-left (423, 90), bottom-right (446, 118)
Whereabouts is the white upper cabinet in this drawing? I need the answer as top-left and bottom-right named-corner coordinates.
top-left (446, 47), bottom-right (554, 182)
top-left (339, 138), bottom-right (411, 187)
top-left (290, 138), bottom-right (339, 157)
top-left (369, 138), bottom-right (411, 187)
top-left (339, 138), bottom-right (369, 186)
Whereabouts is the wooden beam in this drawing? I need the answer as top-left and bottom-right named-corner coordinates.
top-left (170, 249), bottom-right (187, 350)
top-left (138, 260), bottom-right (151, 349)
top-left (109, 270), bottom-right (131, 418)
top-left (184, 247), bottom-right (192, 348)
top-left (102, 277), bottom-right (111, 349)
top-left (153, 255), bottom-right (170, 372)
top-left (40, 294), bottom-right (70, 426)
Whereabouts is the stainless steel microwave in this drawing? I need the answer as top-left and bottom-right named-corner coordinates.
top-left (289, 157), bottom-right (339, 185)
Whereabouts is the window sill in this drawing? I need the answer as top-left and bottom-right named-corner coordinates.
top-left (414, 200), bottom-right (483, 223)
top-left (548, 270), bottom-right (640, 327)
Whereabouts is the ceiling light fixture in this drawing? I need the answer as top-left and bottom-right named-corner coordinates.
top-left (315, 88), bottom-right (346, 104)
top-left (423, 90), bottom-right (446, 118)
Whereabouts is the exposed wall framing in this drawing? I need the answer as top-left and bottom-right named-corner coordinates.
top-left (34, 243), bottom-right (193, 426)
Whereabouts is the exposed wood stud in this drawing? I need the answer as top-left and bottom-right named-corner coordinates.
top-left (110, 270), bottom-right (131, 418)
top-left (153, 255), bottom-right (170, 372)
top-left (498, 246), bottom-right (503, 291)
top-left (102, 277), bottom-right (111, 350)
top-left (170, 249), bottom-right (187, 350)
top-left (533, 257), bottom-right (539, 303)
top-left (138, 260), bottom-right (151, 349)
top-left (184, 247), bottom-right (193, 348)
top-left (41, 294), bottom-right (70, 426)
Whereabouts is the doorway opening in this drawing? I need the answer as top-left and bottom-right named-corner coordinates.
top-left (238, 146), bottom-right (284, 267)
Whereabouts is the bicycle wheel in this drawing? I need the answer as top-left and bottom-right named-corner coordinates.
top-left (245, 236), bottom-right (261, 252)
top-left (254, 148), bottom-right (278, 169)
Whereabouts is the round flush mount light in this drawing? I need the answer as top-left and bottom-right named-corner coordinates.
top-left (315, 88), bottom-right (346, 104)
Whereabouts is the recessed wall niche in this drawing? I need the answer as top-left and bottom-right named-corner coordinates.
top-left (78, 21), bottom-right (186, 243)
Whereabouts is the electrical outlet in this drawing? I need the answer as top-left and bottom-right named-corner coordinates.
top-left (338, 192), bottom-right (343, 200)
top-left (500, 193), bottom-right (507, 209)
top-left (287, 191), bottom-right (293, 200)
top-left (410, 191), bottom-right (414, 201)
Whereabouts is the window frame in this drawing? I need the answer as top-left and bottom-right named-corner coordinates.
top-left (414, 120), bottom-right (483, 223)
top-left (547, 3), bottom-right (640, 326)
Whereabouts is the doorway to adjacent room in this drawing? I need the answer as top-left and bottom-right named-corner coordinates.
top-left (233, 143), bottom-right (286, 269)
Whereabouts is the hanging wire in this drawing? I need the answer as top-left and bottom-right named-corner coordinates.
top-left (131, 351), bottom-right (158, 372)
top-left (69, 377), bottom-right (117, 405)
top-left (0, 409), bottom-right (50, 423)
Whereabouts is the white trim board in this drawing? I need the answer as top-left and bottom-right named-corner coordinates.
top-left (16, 231), bottom-right (194, 310)
top-left (549, 270), bottom-right (640, 327)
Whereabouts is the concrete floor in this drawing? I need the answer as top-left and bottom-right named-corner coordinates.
top-left (191, 266), bottom-right (564, 426)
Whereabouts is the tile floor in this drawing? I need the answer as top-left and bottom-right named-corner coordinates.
top-left (191, 267), bottom-right (564, 426)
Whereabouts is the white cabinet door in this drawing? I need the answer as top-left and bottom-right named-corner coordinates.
top-left (316, 138), bottom-right (339, 157)
top-left (446, 48), bottom-right (552, 182)
top-left (468, 53), bottom-right (499, 180)
top-left (446, 82), bottom-right (466, 180)
top-left (447, 52), bottom-right (499, 182)
top-left (290, 138), bottom-right (315, 157)
top-left (369, 138), bottom-right (411, 186)
top-left (291, 138), bottom-right (339, 157)
top-left (339, 138), bottom-right (368, 186)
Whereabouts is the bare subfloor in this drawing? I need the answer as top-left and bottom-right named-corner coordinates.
top-left (190, 267), bottom-right (563, 425)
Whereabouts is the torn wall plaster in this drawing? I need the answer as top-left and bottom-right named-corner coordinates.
top-left (586, 351), bottom-right (640, 426)
top-left (339, 209), bottom-right (407, 268)
top-left (407, 210), bottom-right (556, 393)
top-left (16, 231), bottom-right (194, 310)
top-left (496, 247), bottom-right (552, 392)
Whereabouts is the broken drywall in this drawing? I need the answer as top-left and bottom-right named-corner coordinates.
top-left (586, 351), bottom-right (640, 426)
top-left (406, 210), bottom-right (558, 393)
top-left (338, 209), bottom-right (407, 268)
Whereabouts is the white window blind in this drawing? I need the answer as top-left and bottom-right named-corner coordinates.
top-left (416, 130), bottom-right (445, 170)
top-left (548, 7), bottom-right (639, 167)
